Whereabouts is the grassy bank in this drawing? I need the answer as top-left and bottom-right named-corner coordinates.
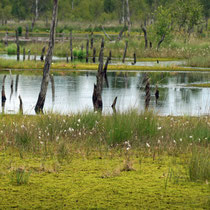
top-left (187, 83), bottom-right (210, 88)
top-left (0, 111), bottom-right (209, 208)
top-left (0, 59), bottom-right (210, 74)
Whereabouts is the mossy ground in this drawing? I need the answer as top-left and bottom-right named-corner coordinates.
top-left (0, 113), bottom-right (209, 209)
top-left (0, 152), bottom-right (209, 209)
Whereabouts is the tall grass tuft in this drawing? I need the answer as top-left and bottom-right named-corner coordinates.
top-left (7, 44), bottom-right (17, 55)
top-left (188, 148), bottom-right (210, 182)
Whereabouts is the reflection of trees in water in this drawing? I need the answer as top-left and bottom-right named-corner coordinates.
top-left (109, 72), bottom-right (131, 89)
top-left (176, 73), bottom-right (210, 84)
top-left (148, 72), bottom-right (170, 85)
top-left (180, 88), bottom-right (202, 104)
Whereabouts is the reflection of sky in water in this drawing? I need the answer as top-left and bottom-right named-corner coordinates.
top-left (0, 54), bottom-right (185, 66)
top-left (0, 71), bottom-right (209, 116)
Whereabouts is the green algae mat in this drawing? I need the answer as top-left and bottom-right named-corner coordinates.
top-left (0, 153), bottom-right (209, 209)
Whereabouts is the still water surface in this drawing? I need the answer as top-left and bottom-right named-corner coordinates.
top-left (1, 71), bottom-right (210, 116)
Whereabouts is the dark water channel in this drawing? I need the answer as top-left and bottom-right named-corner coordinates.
top-left (1, 71), bottom-right (210, 116)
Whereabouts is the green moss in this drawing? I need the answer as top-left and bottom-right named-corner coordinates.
top-left (0, 153), bottom-right (209, 209)
top-left (187, 83), bottom-right (210, 88)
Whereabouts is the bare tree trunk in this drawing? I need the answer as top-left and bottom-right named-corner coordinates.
top-left (86, 39), bottom-right (89, 63)
top-left (25, 26), bottom-right (29, 39)
top-left (125, 0), bottom-right (131, 34)
top-left (70, 31), bottom-right (73, 62)
top-left (40, 46), bottom-right (46, 61)
top-left (23, 48), bottom-right (25, 61)
top-left (141, 25), bottom-right (148, 49)
top-left (35, 0), bottom-right (59, 114)
top-left (109, 50), bottom-right (112, 63)
top-left (19, 95), bottom-right (23, 114)
top-left (132, 52), bottom-right (136, 65)
top-left (15, 74), bottom-right (19, 92)
top-left (1, 75), bottom-right (7, 111)
top-left (92, 38), bottom-right (104, 111)
top-left (92, 48), bottom-right (96, 63)
top-left (117, 26), bottom-right (126, 41)
top-left (32, 0), bottom-right (39, 31)
top-left (15, 30), bottom-right (20, 61)
top-left (35, 0), bottom-right (39, 20)
top-left (157, 34), bottom-right (165, 51)
top-left (102, 26), bottom-right (113, 41)
top-left (4, 31), bottom-right (8, 46)
top-left (111, 96), bottom-right (118, 113)
top-left (50, 74), bottom-right (55, 103)
top-left (122, 41), bottom-right (128, 63)
top-left (90, 32), bottom-right (94, 49)
top-left (28, 50), bottom-right (31, 61)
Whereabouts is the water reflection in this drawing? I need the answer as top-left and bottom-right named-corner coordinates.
top-left (0, 71), bottom-right (209, 116)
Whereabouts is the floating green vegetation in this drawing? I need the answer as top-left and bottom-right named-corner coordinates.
top-left (0, 59), bottom-right (209, 73)
top-left (187, 83), bottom-right (210, 88)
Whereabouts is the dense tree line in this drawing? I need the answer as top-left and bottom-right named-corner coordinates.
top-left (0, 0), bottom-right (209, 30)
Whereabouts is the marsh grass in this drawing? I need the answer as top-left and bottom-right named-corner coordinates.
top-left (188, 148), bottom-right (210, 182)
top-left (10, 168), bottom-right (31, 186)
top-left (0, 111), bottom-right (209, 182)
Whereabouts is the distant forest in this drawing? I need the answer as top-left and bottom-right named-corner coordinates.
top-left (0, 0), bottom-right (209, 25)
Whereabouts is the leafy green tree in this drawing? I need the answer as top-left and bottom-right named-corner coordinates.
top-left (173, 0), bottom-right (203, 34)
top-left (148, 6), bottom-right (173, 50)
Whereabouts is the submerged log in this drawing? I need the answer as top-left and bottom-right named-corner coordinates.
top-left (35, 0), bottom-right (59, 114)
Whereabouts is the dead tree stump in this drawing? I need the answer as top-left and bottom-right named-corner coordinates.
top-left (92, 48), bottom-right (96, 63)
top-left (23, 48), bottom-right (25, 61)
top-left (35, 0), bottom-right (59, 114)
top-left (15, 30), bottom-right (20, 61)
top-left (122, 41), bottom-right (128, 63)
top-left (1, 75), bottom-right (7, 109)
top-left (28, 50), bottom-right (31, 61)
top-left (86, 39), bottom-right (89, 63)
top-left (4, 31), bottom-right (8, 46)
top-left (90, 32), bottom-right (94, 49)
top-left (40, 46), bottom-right (46, 61)
top-left (92, 38), bottom-right (105, 111)
top-left (70, 31), bottom-right (73, 62)
top-left (15, 74), bottom-right (19, 92)
top-left (19, 95), bottom-right (23, 114)
top-left (25, 26), bottom-right (29, 39)
top-left (144, 74), bottom-right (150, 110)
